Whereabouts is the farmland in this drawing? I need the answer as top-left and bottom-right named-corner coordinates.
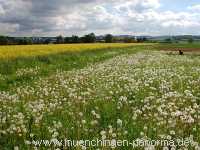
top-left (0, 43), bottom-right (150, 90)
top-left (0, 43), bottom-right (143, 59)
top-left (0, 43), bottom-right (200, 149)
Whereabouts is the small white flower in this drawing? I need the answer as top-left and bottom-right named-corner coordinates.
top-left (112, 133), bottom-right (117, 137)
top-left (144, 126), bottom-right (148, 131)
top-left (91, 110), bottom-right (96, 115)
top-left (81, 120), bottom-right (86, 124)
top-left (193, 128), bottom-right (197, 132)
top-left (170, 130), bottom-right (175, 135)
top-left (140, 132), bottom-right (144, 137)
top-left (102, 135), bottom-right (106, 140)
top-left (100, 130), bottom-right (106, 136)
top-left (81, 146), bottom-right (87, 150)
top-left (117, 119), bottom-right (123, 127)
top-left (79, 112), bottom-right (83, 117)
top-left (14, 146), bottom-right (19, 150)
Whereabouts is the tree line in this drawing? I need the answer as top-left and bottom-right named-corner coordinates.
top-left (0, 33), bottom-right (147, 45)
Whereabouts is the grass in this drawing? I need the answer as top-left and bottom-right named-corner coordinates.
top-left (155, 43), bottom-right (200, 50)
top-left (1, 43), bottom-right (200, 150)
top-left (0, 44), bottom-right (152, 90)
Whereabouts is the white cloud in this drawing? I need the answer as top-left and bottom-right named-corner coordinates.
top-left (161, 20), bottom-right (200, 28)
top-left (188, 4), bottom-right (200, 11)
top-left (142, 0), bottom-right (160, 9)
top-left (0, 4), bottom-right (4, 15)
top-left (0, 23), bottom-right (19, 34)
top-left (0, 0), bottom-right (200, 36)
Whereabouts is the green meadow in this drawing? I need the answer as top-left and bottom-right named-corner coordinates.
top-left (0, 43), bottom-right (200, 150)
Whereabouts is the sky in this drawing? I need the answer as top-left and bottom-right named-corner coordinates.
top-left (0, 0), bottom-right (200, 36)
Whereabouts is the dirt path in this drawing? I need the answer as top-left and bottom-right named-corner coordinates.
top-left (161, 48), bottom-right (200, 52)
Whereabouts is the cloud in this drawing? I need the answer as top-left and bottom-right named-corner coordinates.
top-left (161, 20), bottom-right (200, 28)
top-left (0, 0), bottom-right (200, 36)
top-left (188, 4), bottom-right (200, 11)
top-left (142, 0), bottom-right (160, 9)
top-left (0, 4), bottom-right (4, 15)
top-left (0, 23), bottom-right (19, 34)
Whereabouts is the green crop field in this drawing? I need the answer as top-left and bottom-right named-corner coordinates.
top-left (0, 43), bottom-right (200, 150)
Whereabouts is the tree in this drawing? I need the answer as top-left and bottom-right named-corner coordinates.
top-left (188, 38), bottom-right (194, 43)
top-left (164, 38), bottom-right (172, 43)
top-left (71, 35), bottom-right (80, 43)
top-left (124, 37), bottom-right (136, 43)
top-left (44, 38), bottom-right (51, 44)
top-left (25, 37), bottom-right (33, 45)
top-left (17, 37), bottom-right (32, 45)
top-left (105, 34), bottom-right (113, 43)
top-left (64, 37), bottom-right (71, 43)
top-left (82, 33), bottom-right (96, 43)
top-left (0, 36), bottom-right (8, 45)
top-left (56, 35), bottom-right (64, 44)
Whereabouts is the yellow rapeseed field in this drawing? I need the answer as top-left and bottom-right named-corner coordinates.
top-left (0, 43), bottom-right (147, 59)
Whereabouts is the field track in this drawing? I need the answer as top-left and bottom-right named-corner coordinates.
top-left (161, 47), bottom-right (200, 52)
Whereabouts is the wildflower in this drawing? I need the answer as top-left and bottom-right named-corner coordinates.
top-left (81, 120), bottom-right (86, 124)
top-left (170, 130), bottom-right (175, 135)
top-left (193, 128), bottom-right (197, 132)
top-left (166, 135), bottom-right (172, 140)
top-left (81, 146), bottom-right (87, 150)
top-left (110, 132), bottom-right (115, 138)
top-left (91, 110), bottom-right (96, 115)
top-left (95, 114), bottom-right (101, 119)
top-left (25, 140), bottom-right (31, 145)
top-left (52, 132), bottom-right (59, 138)
top-left (90, 120), bottom-right (98, 126)
top-left (143, 126), bottom-right (148, 131)
top-left (140, 132), bottom-right (145, 137)
top-left (100, 130), bottom-right (106, 136)
top-left (117, 119), bottom-right (123, 127)
top-left (79, 112), bottom-right (83, 117)
top-left (14, 147), bottom-right (19, 150)
top-left (124, 130), bottom-right (128, 135)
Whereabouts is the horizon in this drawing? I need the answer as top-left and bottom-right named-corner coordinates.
top-left (2, 34), bottom-right (200, 38)
top-left (1, 0), bottom-right (200, 36)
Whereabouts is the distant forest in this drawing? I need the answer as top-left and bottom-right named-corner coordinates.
top-left (0, 33), bottom-right (199, 45)
top-left (0, 33), bottom-right (149, 45)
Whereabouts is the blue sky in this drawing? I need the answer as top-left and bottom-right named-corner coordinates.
top-left (0, 0), bottom-right (200, 36)
top-left (160, 0), bottom-right (199, 11)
